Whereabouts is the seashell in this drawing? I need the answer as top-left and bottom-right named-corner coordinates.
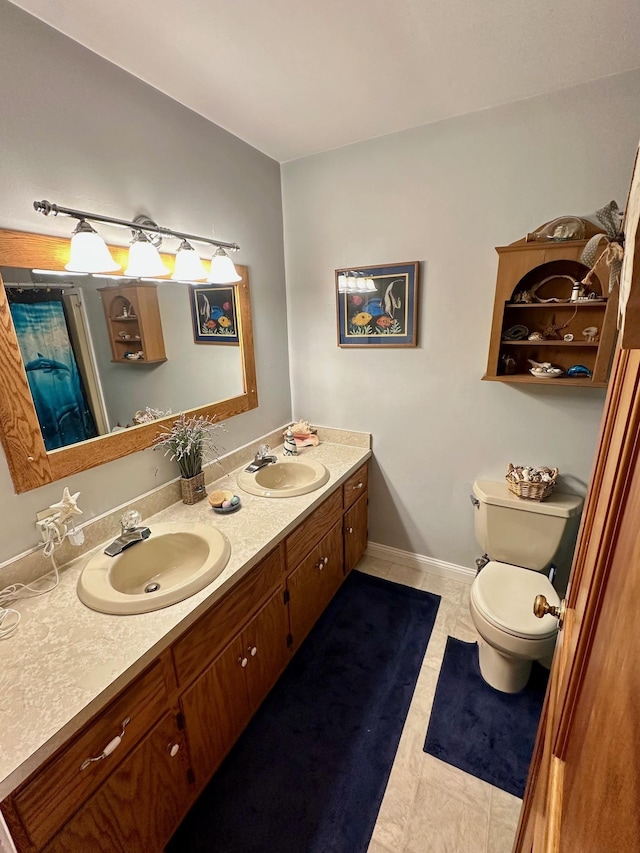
top-left (564, 333), bottom-right (574, 341)
top-left (503, 324), bottom-right (529, 341)
top-left (583, 326), bottom-right (598, 342)
top-left (527, 332), bottom-right (545, 341)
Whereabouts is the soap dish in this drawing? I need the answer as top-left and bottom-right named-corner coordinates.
top-left (213, 498), bottom-right (241, 515)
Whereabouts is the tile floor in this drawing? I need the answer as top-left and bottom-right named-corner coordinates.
top-left (356, 554), bottom-right (522, 853)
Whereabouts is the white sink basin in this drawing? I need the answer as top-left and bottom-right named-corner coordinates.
top-left (237, 457), bottom-right (329, 498)
top-left (78, 522), bottom-right (231, 615)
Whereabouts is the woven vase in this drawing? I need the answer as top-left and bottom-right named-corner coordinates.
top-left (180, 471), bottom-right (207, 505)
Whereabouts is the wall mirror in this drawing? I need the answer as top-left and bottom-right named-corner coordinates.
top-left (0, 229), bottom-right (258, 493)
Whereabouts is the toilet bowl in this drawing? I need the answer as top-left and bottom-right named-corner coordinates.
top-left (470, 560), bottom-right (560, 692)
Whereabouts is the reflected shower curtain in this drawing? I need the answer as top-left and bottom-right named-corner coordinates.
top-left (8, 289), bottom-right (98, 451)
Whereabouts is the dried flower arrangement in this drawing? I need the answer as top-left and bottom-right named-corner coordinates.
top-left (153, 413), bottom-right (225, 480)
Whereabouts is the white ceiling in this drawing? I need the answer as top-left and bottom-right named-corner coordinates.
top-left (9, 0), bottom-right (640, 162)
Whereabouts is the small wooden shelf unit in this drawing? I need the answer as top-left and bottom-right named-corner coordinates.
top-left (98, 283), bottom-right (167, 365)
top-left (483, 233), bottom-right (618, 388)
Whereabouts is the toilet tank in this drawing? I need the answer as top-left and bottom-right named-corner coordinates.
top-left (472, 480), bottom-right (583, 570)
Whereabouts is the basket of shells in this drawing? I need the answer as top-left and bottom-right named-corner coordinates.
top-left (506, 464), bottom-right (558, 502)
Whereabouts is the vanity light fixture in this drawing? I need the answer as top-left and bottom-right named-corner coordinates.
top-left (173, 239), bottom-right (207, 282)
top-left (33, 200), bottom-right (241, 283)
top-left (207, 246), bottom-right (242, 284)
top-left (66, 220), bottom-right (121, 273)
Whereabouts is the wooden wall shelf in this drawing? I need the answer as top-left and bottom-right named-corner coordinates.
top-left (99, 283), bottom-right (167, 365)
top-left (483, 234), bottom-right (618, 388)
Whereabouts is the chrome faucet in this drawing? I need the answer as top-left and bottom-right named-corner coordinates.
top-left (104, 510), bottom-right (151, 557)
top-left (245, 444), bottom-right (277, 473)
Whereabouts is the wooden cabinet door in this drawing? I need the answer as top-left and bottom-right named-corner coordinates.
top-left (44, 713), bottom-right (191, 853)
top-left (180, 635), bottom-right (251, 787)
top-left (287, 520), bottom-right (344, 651)
top-left (344, 491), bottom-right (368, 574)
top-left (241, 587), bottom-right (290, 712)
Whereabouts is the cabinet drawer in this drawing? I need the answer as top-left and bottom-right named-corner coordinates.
top-left (15, 661), bottom-right (168, 849)
top-left (285, 489), bottom-right (343, 570)
top-left (173, 544), bottom-right (284, 687)
top-left (343, 463), bottom-right (368, 510)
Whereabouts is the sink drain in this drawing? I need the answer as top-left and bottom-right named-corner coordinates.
top-left (144, 582), bottom-right (160, 593)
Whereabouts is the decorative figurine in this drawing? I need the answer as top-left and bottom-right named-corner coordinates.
top-left (583, 326), bottom-right (599, 342)
top-left (283, 428), bottom-right (298, 456)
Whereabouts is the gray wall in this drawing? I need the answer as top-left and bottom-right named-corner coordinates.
top-left (282, 70), bottom-right (640, 571)
top-left (0, 1), bottom-right (291, 564)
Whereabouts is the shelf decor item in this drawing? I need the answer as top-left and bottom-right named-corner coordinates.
top-left (506, 464), bottom-right (558, 502)
top-left (580, 200), bottom-right (625, 294)
top-left (335, 261), bottom-right (419, 348)
top-left (154, 412), bottom-right (224, 504)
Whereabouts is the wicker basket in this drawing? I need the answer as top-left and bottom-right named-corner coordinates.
top-left (505, 464), bottom-right (558, 502)
top-left (180, 471), bottom-right (207, 505)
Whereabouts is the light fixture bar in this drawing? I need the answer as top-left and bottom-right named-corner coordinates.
top-left (33, 200), bottom-right (240, 253)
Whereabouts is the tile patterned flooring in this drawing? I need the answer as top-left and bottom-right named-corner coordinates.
top-left (357, 555), bottom-right (522, 853)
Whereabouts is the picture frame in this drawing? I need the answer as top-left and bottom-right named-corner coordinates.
top-left (190, 284), bottom-right (239, 345)
top-left (336, 262), bottom-right (419, 347)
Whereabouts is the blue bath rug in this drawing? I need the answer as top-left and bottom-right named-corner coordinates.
top-left (423, 637), bottom-right (548, 798)
top-left (168, 570), bottom-right (440, 853)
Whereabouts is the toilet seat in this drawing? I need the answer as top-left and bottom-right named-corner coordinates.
top-left (471, 561), bottom-right (560, 640)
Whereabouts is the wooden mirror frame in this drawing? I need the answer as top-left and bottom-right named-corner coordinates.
top-left (0, 229), bottom-right (258, 493)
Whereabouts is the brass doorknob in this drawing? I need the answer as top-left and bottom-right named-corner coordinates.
top-left (533, 594), bottom-right (565, 624)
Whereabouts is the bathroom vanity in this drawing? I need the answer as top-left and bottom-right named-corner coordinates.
top-left (0, 446), bottom-right (369, 852)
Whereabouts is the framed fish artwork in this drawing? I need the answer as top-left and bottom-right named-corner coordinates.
top-left (335, 262), bottom-right (419, 347)
top-left (190, 284), bottom-right (240, 345)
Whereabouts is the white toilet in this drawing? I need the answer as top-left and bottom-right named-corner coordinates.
top-left (469, 479), bottom-right (583, 693)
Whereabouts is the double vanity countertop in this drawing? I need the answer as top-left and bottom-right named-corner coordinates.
top-left (0, 439), bottom-right (371, 799)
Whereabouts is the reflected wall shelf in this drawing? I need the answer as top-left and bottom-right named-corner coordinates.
top-left (483, 234), bottom-right (618, 388)
top-left (99, 283), bottom-right (167, 365)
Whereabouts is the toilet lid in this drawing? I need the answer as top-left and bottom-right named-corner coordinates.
top-left (472, 561), bottom-right (560, 639)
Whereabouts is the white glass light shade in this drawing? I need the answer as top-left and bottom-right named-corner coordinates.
top-left (207, 247), bottom-right (241, 283)
top-left (337, 273), bottom-right (377, 293)
top-left (172, 240), bottom-right (207, 281)
top-left (125, 232), bottom-right (170, 277)
top-left (65, 221), bottom-right (120, 273)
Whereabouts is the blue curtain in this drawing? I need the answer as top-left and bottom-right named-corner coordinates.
top-left (8, 290), bottom-right (98, 451)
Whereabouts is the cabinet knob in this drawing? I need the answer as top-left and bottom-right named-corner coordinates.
top-left (168, 743), bottom-right (180, 757)
top-left (239, 656), bottom-right (248, 668)
top-left (80, 717), bottom-right (131, 771)
top-left (352, 482), bottom-right (364, 490)
top-left (347, 527), bottom-right (353, 533)
top-left (248, 645), bottom-right (258, 657)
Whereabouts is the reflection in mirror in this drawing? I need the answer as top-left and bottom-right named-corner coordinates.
top-left (0, 229), bottom-right (258, 493)
top-left (2, 269), bottom-right (244, 451)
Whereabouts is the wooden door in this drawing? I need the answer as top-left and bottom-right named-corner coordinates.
top-left (180, 635), bottom-right (251, 787)
top-left (287, 520), bottom-right (344, 650)
top-left (241, 587), bottom-right (290, 711)
top-left (44, 713), bottom-right (191, 853)
top-left (516, 184), bottom-right (640, 850)
top-left (344, 491), bottom-right (368, 574)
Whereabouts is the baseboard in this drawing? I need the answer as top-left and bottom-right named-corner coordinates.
top-left (365, 541), bottom-right (475, 585)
